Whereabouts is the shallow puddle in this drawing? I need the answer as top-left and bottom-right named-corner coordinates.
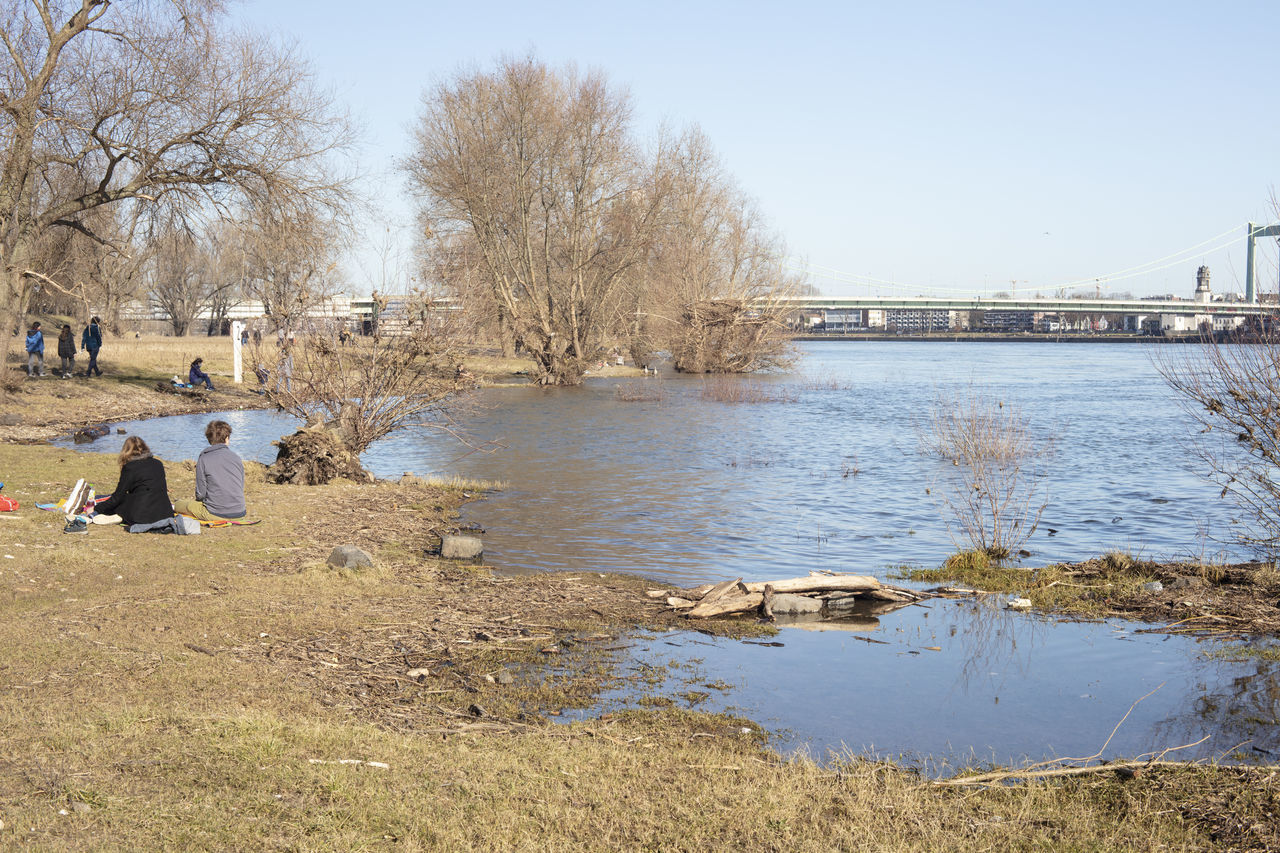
top-left (564, 600), bottom-right (1280, 768)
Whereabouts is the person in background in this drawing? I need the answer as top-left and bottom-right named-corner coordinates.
top-left (24, 321), bottom-right (45, 377)
top-left (81, 315), bottom-right (103, 376)
top-left (240, 327), bottom-right (249, 346)
top-left (91, 436), bottom-right (173, 526)
top-left (188, 357), bottom-right (215, 390)
top-left (174, 420), bottom-right (246, 521)
top-left (57, 324), bottom-right (76, 378)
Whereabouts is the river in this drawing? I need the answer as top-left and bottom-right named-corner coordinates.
top-left (62, 341), bottom-right (1280, 767)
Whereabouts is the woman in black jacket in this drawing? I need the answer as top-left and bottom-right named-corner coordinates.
top-left (92, 436), bottom-right (173, 526)
top-left (56, 324), bottom-right (76, 378)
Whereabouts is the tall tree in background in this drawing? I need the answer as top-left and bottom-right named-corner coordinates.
top-left (640, 127), bottom-right (799, 373)
top-left (0, 0), bottom-right (353, 388)
top-left (239, 201), bottom-right (344, 333)
top-left (405, 56), bottom-right (663, 385)
top-left (147, 217), bottom-right (241, 337)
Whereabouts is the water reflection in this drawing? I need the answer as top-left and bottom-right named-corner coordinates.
top-left (581, 601), bottom-right (1280, 767)
top-left (1152, 648), bottom-right (1280, 762)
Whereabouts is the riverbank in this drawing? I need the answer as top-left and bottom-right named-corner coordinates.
top-left (0, 336), bottom-right (641, 443)
top-left (2, 443), bottom-right (1277, 849)
top-left (3, 377), bottom-right (1280, 848)
top-left (904, 553), bottom-right (1280, 638)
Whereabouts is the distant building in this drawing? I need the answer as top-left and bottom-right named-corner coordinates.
top-left (884, 308), bottom-right (950, 333)
top-left (981, 310), bottom-right (1034, 332)
top-left (821, 308), bottom-right (867, 332)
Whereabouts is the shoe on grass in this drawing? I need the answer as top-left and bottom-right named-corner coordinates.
top-left (63, 518), bottom-right (89, 534)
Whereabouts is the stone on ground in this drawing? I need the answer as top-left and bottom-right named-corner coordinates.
top-left (327, 545), bottom-right (373, 570)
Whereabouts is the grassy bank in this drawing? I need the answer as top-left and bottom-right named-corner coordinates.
top-left (2, 332), bottom-right (644, 443)
top-left (902, 550), bottom-right (1280, 636)
top-left (1, 445), bottom-right (1278, 848)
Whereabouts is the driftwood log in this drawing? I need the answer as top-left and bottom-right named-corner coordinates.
top-left (664, 573), bottom-right (931, 620)
top-left (686, 593), bottom-right (765, 619)
top-left (742, 576), bottom-right (879, 595)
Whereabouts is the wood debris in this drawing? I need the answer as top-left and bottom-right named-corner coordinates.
top-left (665, 574), bottom-right (932, 620)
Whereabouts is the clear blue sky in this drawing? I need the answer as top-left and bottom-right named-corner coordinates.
top-left (234, 0), bottom-right (1280, 300)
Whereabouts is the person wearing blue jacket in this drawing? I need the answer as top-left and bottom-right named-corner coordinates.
top-left (80, 316), bottom-right (102, 376)
top-left (188, 357), bottom-right (215, 390)
top-left (25, 321), bottom-right (45, 377)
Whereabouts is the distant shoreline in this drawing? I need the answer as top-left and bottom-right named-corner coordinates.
top-left (792, 333), bottom-right (1196, 344)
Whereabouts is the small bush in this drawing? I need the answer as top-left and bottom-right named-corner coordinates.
top-left (921, 390), bottom-right (1051, 558)
top-left (699, 377), bottom-right (797, 404)
top-left (1101, 550), bottom-right (1136, 572)
top-left (613, 381), bottom-right (666, 403)
top-left (942, 550), bottom-right (993, 573)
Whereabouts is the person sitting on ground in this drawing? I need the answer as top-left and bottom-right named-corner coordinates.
top-left (188, 357), bottom-right (215, 391)
top-left (57, 324), bottom-right (76, 378)
top-left (25, 321), bottom-right (45, 377)
top-left (174, 420), bottom-right (246, 521)
top-left (91, 436), bottom-right (174, 526)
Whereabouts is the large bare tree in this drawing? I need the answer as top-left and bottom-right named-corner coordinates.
top-left (405, 56), bottom-right (662, 385)
top-left (0, 1), bottom-right (353, 386)
top-left (640, 127), bottom-right (800, 373)
top-left (146, 216), bottom-right (241, 336)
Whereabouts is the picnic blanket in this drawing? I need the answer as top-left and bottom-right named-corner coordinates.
top-left (175, 514), bottom-right (262, 528)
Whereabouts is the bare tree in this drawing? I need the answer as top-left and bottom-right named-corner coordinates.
top-left (239, 201), bottom-right (344, 333)
top-left (405, 55), bottom-right (662, 385)
top-left (256, 290), bottom-right (475, 483)
top-left (640, 128), bottom-right (799, 373)
top-left (147, 217), bottom-right (239, 336)
top-left (0, 1), bottom-right (353, 388)
top-left (1154, 332), bottom-right (1280, 558)
top-left (922, 390), bottom-right (1051, 560)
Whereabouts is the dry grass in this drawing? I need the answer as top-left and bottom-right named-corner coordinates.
top-left (797, 373), bottom-right (853, 391)
top-left (0, 334), bottom-right (272, 443)
top-left (0, 442), bottom-right (1275, 849)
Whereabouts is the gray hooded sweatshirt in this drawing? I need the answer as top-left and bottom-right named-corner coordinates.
top-left (195, 442), bottom-right (246, 518)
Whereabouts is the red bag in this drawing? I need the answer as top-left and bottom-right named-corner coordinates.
top-left (0, 495), bottom-right (17, 511)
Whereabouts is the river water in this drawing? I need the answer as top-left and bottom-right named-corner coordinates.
top-left (64, 342), bottom-right (1280, 767)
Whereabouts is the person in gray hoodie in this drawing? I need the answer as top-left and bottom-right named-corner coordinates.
top-left (173, 420), bottom-right (246, 521)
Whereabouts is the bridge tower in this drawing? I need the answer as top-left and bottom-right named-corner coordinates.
top-left (1245, 222), bottom-right (1280, 303)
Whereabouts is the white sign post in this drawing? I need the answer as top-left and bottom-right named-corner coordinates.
top-left (231, 320), bottom-right (244, 384)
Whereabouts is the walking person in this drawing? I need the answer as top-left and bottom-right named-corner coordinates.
top-left (188, 357), bottom-right (215, 391)
top-left (24, 321), bottom-right (45, 377)
top-left (56, 324), bottom-right (76, 378)
top-left (81, 315), bottom-right (103, 376)
top-left (174, 420), bottom-right (246, 522)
